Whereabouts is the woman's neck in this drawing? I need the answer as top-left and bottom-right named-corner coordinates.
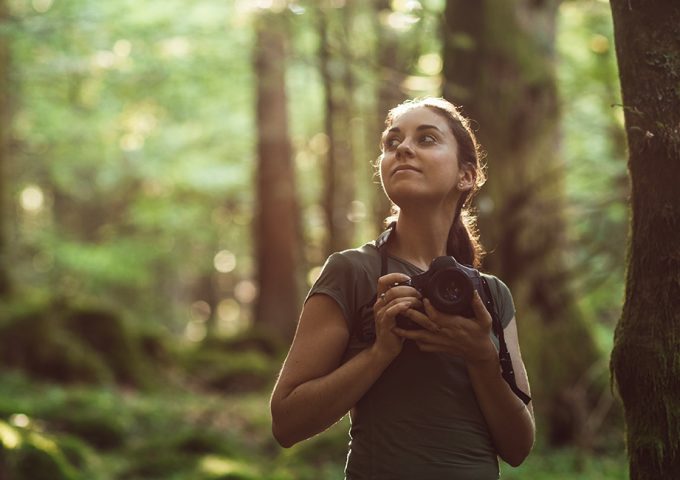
top-left (389, 211), bottom-right (452, 270)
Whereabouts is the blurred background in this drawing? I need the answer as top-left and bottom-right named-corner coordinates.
top-left (0, 0), bottom-right (629, 478)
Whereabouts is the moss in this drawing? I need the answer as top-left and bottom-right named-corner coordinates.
top-left (41, 396), bottom-right (132, 450)
top-left (0, 305), bottom-right (113, 385)
top-left (0, 419), bottom-right (78, 480)
top-left (52, 434), bottom-right (94, 470)
top-left (0, 293), bottom-right (163, 389)
top-left (184, 348), bottom-right (277, 393)
top-left (138, 427), bottom-right (240, 458)
top-left (120, 450), bottom-right (198, 479)
top-left (62, 306), bottom-right (152, 388)
top-left (203, 327), bottom-right (287, 358)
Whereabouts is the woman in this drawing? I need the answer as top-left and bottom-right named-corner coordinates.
top-left (270, 97), bottom-right (534, 479)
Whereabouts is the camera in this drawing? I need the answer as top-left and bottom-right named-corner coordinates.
top-left (395, 256), bottom-right (491, 330)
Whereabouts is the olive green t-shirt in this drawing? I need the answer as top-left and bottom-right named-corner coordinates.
top-left (307, 242), bottom-right (516, 480)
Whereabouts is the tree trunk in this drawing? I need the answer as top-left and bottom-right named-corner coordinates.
top-left (0, 0), bottom-right (11, 297)
top-left (372, 0), bottom-right (407, 228)
top-left (442, 0), bottom-right (601, 446)
top-left (253, 12), bottom-right (300, 341)
top-left (319, 4), bottom-right (356, 255)
top-left (609, 2), bottom-right (680, 478)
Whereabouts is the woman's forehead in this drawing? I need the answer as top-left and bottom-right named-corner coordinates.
top-left (388, 106), bottom-right (449, 130)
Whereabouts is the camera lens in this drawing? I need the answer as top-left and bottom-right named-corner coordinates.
top-left (427, 268), bottom-right (473, 314)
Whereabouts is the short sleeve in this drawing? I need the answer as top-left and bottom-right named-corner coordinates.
top-left (486, 276), bottom-right (516, 329)
top-left (305, 252), bottom-right (359, 327)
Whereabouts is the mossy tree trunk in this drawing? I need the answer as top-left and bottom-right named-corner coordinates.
top-left (253, 12), bottom-right (300, 341)
top-left (0, 0), bottom-right (11, 297)
top-left (442, 0), bottom-right (602, 446)
top-left (318, 4), bottom-right (356, 255)
top-left (609, 2), bottom-right (680, 478)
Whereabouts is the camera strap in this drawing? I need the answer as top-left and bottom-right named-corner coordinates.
top-left (480, 278), bottom-right (532, 405)
top-left (376, 223), bottom-right (531, 405)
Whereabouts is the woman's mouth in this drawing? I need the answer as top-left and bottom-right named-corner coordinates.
top-left (392, 165), bottom-right (421, 176)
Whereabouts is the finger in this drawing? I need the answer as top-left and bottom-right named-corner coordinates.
top-left (377, 273), bottom-right (411, 295)
top-left (422, 298), bottom-right (443, 323)
top-left (380, 286), bottom-right (421, 305)
top-left (471, 291), bottom-right (492, 324)
top-left (385, 285), bottom-right (422, 301)
top-left (399, 307), bottom-right (440, 332)
top-left (381, 302), bottom-right (413, 326)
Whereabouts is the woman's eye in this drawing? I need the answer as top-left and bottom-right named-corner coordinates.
top-left (420, 134), bottom-right (436, 144)
top-left (385, 138), bottom-right (400, 149)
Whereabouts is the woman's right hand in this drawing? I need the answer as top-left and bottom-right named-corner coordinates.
top-left (371, 273), bottom-right (422, 360)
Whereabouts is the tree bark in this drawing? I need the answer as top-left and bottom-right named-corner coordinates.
top-left (609, 2), bottom-right (680, 478)
top-left (0, 0), bottom-right (11, 297)
top-left (253, 12), bottom-right (300, 341)
top-left (442, 0), bottom-right (601, 446)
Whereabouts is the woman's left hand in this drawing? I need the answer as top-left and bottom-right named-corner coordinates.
top-left (393, 291), bottom-right (498, 366)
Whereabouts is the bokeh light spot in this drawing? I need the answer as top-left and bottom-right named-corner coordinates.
top-left (234, 280), bottom-right (257, 304)
top-left (214, 250), bottom-right (237, 273)
top-left (20, 185), bottom-right (44, 213)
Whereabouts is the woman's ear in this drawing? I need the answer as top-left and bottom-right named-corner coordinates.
top-left (457, 166), bottom-right (476, 192)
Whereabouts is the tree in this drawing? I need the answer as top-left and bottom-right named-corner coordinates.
top-left (441, 0), bottom-right (602, 445)
top-left (318, 3), bottom-right (356, 255)
top-left (0, 0), bottom-right (11, 297)
top-left (371, 0), bottom-right (408, 228)
top-left (609, 2), bottom-right (680, 478)
top-left (253, 11), bottom-right (301, 340)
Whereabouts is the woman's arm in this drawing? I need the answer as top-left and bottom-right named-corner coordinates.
top-left (270, 273), bottom-right (417, 447)
top-left (393, 292), bottom-right (535, 466)
top-left (464, 315), bottom-right (534, 466)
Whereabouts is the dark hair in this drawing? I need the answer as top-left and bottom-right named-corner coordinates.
top-left (379, 97), bottom-right (487, 268)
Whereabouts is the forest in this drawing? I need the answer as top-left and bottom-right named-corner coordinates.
top-left (1, 0), bottom-right (679, 479)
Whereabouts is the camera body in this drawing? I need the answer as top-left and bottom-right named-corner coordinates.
top-left (396, 256), bottom-right (492, 330)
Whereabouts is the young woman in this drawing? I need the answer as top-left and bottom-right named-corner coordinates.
top-left (270, 97), bottom-right (534, 479)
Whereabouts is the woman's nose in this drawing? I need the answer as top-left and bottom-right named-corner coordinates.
top-left (396, 139), bottom-right (415, 158)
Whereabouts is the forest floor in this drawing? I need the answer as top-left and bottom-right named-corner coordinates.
top-left (0, 370), bottom-right (629, 480)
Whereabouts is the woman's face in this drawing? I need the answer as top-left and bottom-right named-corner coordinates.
top-left (379, 106), bottom-right (468, 210)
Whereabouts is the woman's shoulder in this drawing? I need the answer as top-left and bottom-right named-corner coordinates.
top-left (480, 272), bottom-right (510, 291)
top-left (480, 272), bottom-right (515, 327)
top-left (325, 242), bottom-right (380, 270)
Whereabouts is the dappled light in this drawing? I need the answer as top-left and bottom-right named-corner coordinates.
top-left (31, 0), bottom-right (52, 13)
top-left (0, 0), bottom-right (660, 477)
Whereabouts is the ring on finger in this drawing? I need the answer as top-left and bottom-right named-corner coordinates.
top-left (379, 292), bottom-right (387, 301)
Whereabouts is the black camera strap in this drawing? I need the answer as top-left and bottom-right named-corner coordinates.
top-left (479, 278), bottom-right (532, 405)
top-left (376, 224), bottom-right (530, 405)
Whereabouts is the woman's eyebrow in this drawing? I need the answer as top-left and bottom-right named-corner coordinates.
top-left (387, 124), bottom-right (443, 134)
top-left (416, 124), bottom-right (443, 132)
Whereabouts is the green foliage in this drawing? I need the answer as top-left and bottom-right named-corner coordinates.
top-left (557, 1), bottom-right (628, 351)
top-left (0, 292), bottom-right (158, 388)
top-left (1, 0), bottom-right (632, 477)
top-left (184, 331), bottom-right (281, 393)
top-left (41, 398), bottom-right (132, 450)
top-left (0, 419), bottom-right (79, 480)
top-left (0, 295), bottom-right (113, 384)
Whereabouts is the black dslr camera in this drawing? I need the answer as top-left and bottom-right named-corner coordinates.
top-left (396, 256), bottom-right (492, 330)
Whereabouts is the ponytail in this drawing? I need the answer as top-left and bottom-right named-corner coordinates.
top-left (446, 194), bottom-right (484, 268)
